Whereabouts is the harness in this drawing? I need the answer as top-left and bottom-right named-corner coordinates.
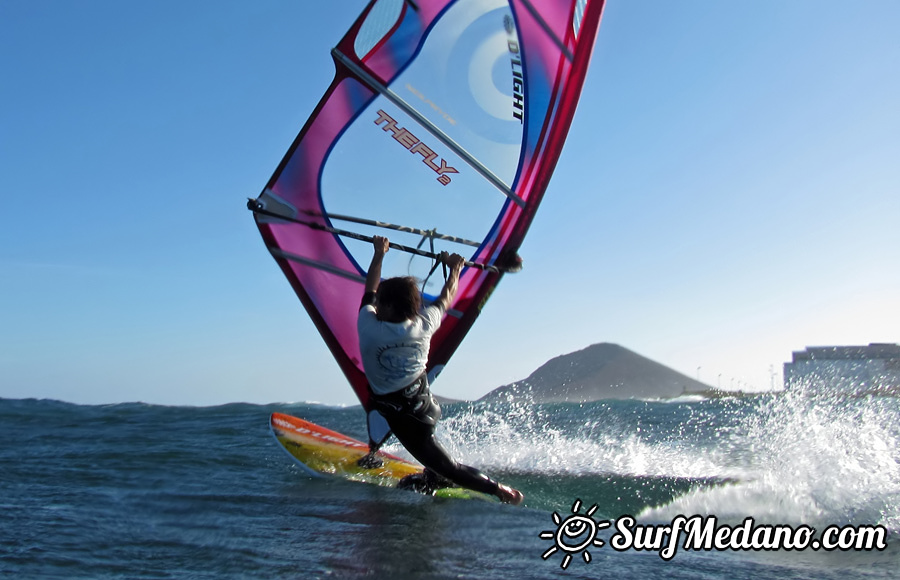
top-left (370, 373), bottom-right (442, 427)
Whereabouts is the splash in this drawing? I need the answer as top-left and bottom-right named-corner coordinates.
top-left (642, 384), bottom-right (900, 533)
top-left (378, 380), bottom-right (899, 534)
top-left (394, 393), bottom-right (732, 479)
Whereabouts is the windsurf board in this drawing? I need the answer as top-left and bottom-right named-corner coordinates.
top-left (269, 412), bottom-right (491, 500)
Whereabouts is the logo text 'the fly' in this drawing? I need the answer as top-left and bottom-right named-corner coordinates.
top-left (373, 110), bottom-right (458, 185)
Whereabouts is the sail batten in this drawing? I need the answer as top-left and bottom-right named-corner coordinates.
top-left (322, 212), bottom-right (483, 248)
top-left (269, 249), bottom-right (366, 283)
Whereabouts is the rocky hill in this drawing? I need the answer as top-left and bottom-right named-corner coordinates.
top-left (478, 343), bottom-right (712, 403)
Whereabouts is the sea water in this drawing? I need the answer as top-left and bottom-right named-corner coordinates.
top-left (1, 386), bottom-right (897, 579)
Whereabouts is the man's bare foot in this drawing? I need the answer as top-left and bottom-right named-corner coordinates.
top-left (496, 484), bottom-right (524, 505)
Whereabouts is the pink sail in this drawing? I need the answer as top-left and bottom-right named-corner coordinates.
top-left (250, 0), bottom-right (606, 413)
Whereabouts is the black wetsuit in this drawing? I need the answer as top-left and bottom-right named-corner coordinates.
top-left (360, 292), bottom-right (501, 496)
top-left (370, 375), bottom-right (501, 495)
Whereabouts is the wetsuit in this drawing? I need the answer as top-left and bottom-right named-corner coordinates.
top-left (357, 292), bottom-right (501, 496)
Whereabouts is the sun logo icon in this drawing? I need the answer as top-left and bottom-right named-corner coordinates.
top-left (540, 499), bottom-right (610, 569)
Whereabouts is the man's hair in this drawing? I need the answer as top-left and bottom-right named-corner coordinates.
top-left (376, 276), bottom-right (421, 322)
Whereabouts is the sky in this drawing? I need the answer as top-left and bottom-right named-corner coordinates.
top-left (1, 1), bottom-right (898, 407)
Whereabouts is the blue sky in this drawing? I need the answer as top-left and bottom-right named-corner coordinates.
top-left (2, 1), bottom-right (898, 406)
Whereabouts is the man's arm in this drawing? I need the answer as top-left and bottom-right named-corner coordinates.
top-left (434, 252), bottom-right (465, 312)
top-left (364, 236), bottom-right (390, 295)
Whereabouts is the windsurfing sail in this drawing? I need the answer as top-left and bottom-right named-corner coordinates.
top-left (249, 0), bottom-right (605, 428)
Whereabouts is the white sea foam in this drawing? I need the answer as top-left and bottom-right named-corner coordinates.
top-left (424, 399), bottom-right (733, 480)
top-left (380, 383), bottom-right (899, 533)
top-left (641, 388), bottom-right (900, 532)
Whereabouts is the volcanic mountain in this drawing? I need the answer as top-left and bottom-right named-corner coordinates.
top-left (478, 343), bottom-right (712, 403)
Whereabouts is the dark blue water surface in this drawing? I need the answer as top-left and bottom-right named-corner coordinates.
top-left (1, 394), bottom-right (897, 579)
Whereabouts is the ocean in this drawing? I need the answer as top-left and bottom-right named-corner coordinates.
top-left (1, 388), bottom-right (897, 579)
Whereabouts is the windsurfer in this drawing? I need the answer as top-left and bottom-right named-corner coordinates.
top-left (357, 235), bottom-right (524, 505)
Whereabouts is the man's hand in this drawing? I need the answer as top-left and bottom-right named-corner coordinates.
top-left (440, 251), bottom-right (465, 277)
top-left (373, 235), bottom-right (389, 256)
top-left (436, 252), bottom-right (466, 311)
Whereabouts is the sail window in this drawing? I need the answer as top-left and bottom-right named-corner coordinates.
top-left (355, 0), bottom-right (405, 58)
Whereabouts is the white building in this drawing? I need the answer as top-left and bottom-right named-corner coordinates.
top-left (783, 343), bottom-right (900, 395)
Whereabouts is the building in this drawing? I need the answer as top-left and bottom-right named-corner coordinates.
top-left (784, 343), bottom-right (900, 395)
